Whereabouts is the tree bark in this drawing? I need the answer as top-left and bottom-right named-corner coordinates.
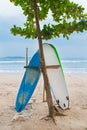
top-left (32, 0), bottom-right (54, 118)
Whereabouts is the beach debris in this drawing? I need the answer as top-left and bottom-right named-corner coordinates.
top-left (12, 113), bottom-right (26, 122)
top-left (12, 109), bottom-right (33, 122)
top-left (12, 103), bottom-right (33, 122)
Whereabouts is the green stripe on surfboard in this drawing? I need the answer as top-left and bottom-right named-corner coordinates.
top-left (49, 44), bottom-right (64, 77)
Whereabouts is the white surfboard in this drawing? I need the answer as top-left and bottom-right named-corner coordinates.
top-left (43, 43), bottom-right (69, 110)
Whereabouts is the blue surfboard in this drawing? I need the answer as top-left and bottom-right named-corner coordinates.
top-left (16, 50), bottom-right (41, 112)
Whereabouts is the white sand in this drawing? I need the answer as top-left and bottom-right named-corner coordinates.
top-left (0, 74), bottom-right (87, 130)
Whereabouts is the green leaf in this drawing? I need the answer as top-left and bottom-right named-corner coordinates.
top-left (10, 0), bottom-right (87, 40)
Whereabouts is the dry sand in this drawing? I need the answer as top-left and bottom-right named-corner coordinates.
top-left (0, 73), bottom-right (87, 130)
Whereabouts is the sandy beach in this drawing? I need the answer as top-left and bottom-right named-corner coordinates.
top-left (0, 73), bottom-right (87, 130)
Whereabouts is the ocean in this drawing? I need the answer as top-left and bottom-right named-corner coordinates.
top-left (0, 57), bottom-right (87, 74)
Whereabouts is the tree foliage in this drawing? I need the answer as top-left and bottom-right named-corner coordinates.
top-left (10, 0), bottom-right (87, 40)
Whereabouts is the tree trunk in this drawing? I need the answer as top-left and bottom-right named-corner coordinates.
top-left (32, 0), bottom-right (54, 118)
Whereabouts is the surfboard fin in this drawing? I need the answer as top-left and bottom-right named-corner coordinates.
top-left (56, 100), bottom-right (59, 105)
top-left (66, 96), bottom-right (69, 100)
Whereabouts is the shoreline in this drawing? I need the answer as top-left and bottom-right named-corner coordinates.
top-left (0, 73), bottom-right (87, 130)
top-left (0, 72), bottom-right (87, 75)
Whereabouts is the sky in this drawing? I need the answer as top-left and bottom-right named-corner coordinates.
top-left (0, 0), bottom-right (87, 59)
